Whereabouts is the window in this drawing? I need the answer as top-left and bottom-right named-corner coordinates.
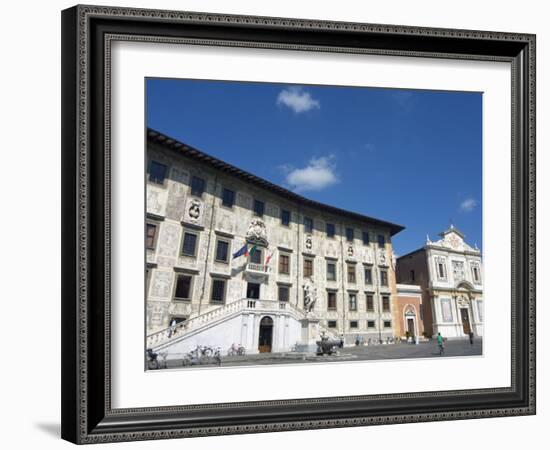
top-left (279, 254), bottom-right (290, 274)
top-left (364, 267), bottom-right (372, 284)
top-left (347, 264), bottom-right (356, 283)
top-left (377, 234), bottom-right (386, 248)
top-left (253, 199), bottom-right (264, 217)
top-left (362, 231), bottom-right (370, 245)
top-left (174, 274), bottom-right (192, 300)
top-left (281, 209), bottom-right (291, 226)
top-left (382, 295), bottom-right (390, 312)
top-left (380, 270), bottom-right (388, 286)
top-left (145, 268), bottom-right (151, 296)
top-left (149, 161), bottom-right (167, 184)
top-left (182, 231), bottom-right (198, 257)
top-left (350, 320), bottom-right (358, 329)
top-left (222, 188), bottom-right (235, 207)
top-left (437, 259), bottom-right (447, 279)
top-left (327, 262), bottom-right (337, 281)
top-left (250, 248), bottom-right (263, 264)
top-left (349, 293), bottom-right (357, 311)
top-left (146, 223), bottom-right (157, 250)
top-left (278, 285), bottom-right (289, 302)
top-left (304, 258), bottom-right (314, 278)
top-left (210, 279), bottom-right (226, 303)
top-left (346, 227), bottom-right (354, 242)
top-left (472, 266), bottom-right (480, 283)
top-left (366, 294), bottom-right (374, 312)
top-left (327, 320), bottom-right (337, 328)
top-left (191, 176), bottom-right (205, 197)
top-left (304, 217), bottom-right (313, 233)
top-left (326, 223), bottom-right (335, 238)
top-left (215, 239), bottom-right (230, 263)
top-left (327, 291), bottom-right (337, 310)
top-left (367, 320), bottom-right (376, 329)
top-left (383, 320), bottom-right (392, 328)
top-left (410, 270), bottom-right (415, 282)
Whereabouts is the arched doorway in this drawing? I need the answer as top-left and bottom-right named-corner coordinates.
top-left (404, 306), bottom-right (417, 338)
top-left (455, 282), bottom-right (475, 336)
top-left (258, 316), bottom-right (273, 353)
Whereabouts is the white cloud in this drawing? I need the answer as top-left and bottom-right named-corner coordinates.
top-left (283, 155), bottom-right (338, 192)
top-left (460, 198), bottom-right (478, 212)
top-left (276, 87), bottom-right (320, 113)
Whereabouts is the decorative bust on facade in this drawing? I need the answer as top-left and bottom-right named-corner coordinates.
top-left (246, 218), bottom-right (268, 246)
top-left (304, 234), bottom-right (313, 252)
top-left (189, 199), bottom-right (201, 219)
top-left (183, 197), bottom-right (203, 225)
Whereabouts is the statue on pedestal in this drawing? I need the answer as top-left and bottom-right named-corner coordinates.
top-left (303, 280), bottom-right (318, 313)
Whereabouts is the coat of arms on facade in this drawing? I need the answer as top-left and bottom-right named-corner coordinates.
top-left (452, 260), bottom-right (465, 281)
top-left (183, 197), bottom-right (203, 226)
top-left (347, 245), bottom-right (354, 258)
top-left (457, 295), bottom-right (470, 308)
top-left (303, 281), bottom-right (318, 313)
top-left (246, 218), bottom-right (268, 246)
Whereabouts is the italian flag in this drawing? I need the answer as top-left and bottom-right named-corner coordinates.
top-left (245, 245), bottom-right (257, 257)
top-left (265, 249), bottom-right (275, 265)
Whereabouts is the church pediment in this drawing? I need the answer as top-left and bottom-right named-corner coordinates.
top-left (426, 225), bottom-right (478, 253)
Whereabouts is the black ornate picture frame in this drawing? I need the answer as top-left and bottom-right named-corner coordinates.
top-left (61, 5), bottom-right (536, 444)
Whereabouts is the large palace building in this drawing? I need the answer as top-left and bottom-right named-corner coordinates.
top-left (145, 129), bottom-right (407, 355)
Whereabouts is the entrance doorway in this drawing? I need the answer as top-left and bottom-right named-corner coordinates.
top-left (407, 318), bottom-right (415, 337)
top-left (258, 316), bottom-right (273, 353)
top-left (247, 282), bottom-right (260, 299)
top-left (460, 308), bottom-right (471, 335)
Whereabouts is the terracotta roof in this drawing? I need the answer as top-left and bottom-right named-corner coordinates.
top-left (147, 128), bottom-right (405, 236)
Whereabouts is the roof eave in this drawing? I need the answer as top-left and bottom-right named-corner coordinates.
top-left (147, 128), bottom-right (406, 235)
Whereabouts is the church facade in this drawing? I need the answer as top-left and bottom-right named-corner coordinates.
top-left (144, 129), bottom-right (406, 355)
top-left (396, 226), bottom-right (484, 339)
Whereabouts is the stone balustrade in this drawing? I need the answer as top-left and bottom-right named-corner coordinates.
top-left (147, 298), bottom-right (309, 349)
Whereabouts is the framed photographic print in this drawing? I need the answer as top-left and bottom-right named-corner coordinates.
top-left (61, 4), bottom-right (536, 444)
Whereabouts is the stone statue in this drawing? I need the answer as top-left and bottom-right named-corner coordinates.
top-left (303, 281), bottom-right (317, 313)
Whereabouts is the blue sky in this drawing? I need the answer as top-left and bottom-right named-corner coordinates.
top-left (146, 78), bottom-right (482, 256)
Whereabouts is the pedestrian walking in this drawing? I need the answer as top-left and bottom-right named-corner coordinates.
top-left (437, 332), bottom-right (445, 356)
top-left (469, 331), bottom-right (474, 345)
top-left (167, 318), bottom-right (176, 338)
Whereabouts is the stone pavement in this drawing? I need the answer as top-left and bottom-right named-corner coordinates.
top-left (156, 338), bottom-right (482, 370)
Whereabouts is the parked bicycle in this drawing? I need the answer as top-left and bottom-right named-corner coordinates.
top-left (182, 345), bottom-right (220, 366)
top-left (146, 348), bottom-right (167, 369)
top-left (227, 343), bottom-right (246, 356)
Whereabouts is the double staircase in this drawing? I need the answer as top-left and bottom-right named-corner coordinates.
top-left (147, 298), bottom-right (338, 351)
